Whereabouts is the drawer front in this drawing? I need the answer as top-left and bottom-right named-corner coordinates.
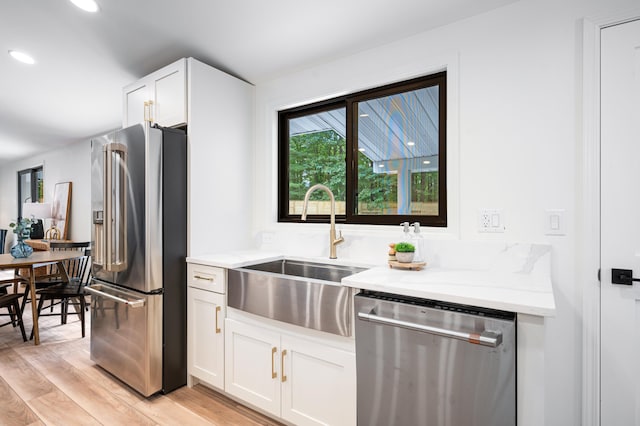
top-left (188, 263), bottom-right (226, 293)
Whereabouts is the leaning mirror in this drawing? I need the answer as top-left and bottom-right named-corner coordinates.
top-left (48, 182), bottom-right (72, 240)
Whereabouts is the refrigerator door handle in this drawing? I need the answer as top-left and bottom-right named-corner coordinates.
top-left (86, 285), bottom-right (145, 308)
top-left (103, 142), bottom-right (128, 272)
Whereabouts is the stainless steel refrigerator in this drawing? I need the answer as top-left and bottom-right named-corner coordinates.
top-left (87, 123), bottom-right (187, 397)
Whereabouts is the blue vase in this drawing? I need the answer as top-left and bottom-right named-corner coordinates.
top-left (11, 240), bottom-right (33, 258)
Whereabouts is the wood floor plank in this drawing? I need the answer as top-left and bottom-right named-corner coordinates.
top-left (134, 393), bottom-right (215, 426)
top-left (69, 363), bottom-right (147, 407)
top-left (17, 345), bottom-right (156, 426)
top-left (0, 347), bottom-right (56, 401)
top-left (28, 389), bottom-right (101, 426)
top-left (168, 385), bottom-right (284, 426)
top-left (0, 376), bottom-right (40, 425)
top-left (168, 385), bottom-right (261, 426)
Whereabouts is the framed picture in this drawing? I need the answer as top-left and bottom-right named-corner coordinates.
top-left (51, 182), bottom-right (72, 240)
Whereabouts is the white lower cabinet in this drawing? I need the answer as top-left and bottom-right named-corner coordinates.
top-left (225, 318), bottom-right (356, 426)
top-left (280, 334), bottom-right (357, 426)
top-left (187, 287), bottom-right (225, 390)
top-left (224, 319), bottom-right (281, 413)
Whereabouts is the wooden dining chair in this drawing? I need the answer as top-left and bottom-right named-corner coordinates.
top-left (0, 292), bottom-right (28, 342)
top-left (20, 241), bottom-right (90, 313)
top-left (0, 229), bottom-right (7, 254)
top-left (30, 253), bottom-right (91, 339)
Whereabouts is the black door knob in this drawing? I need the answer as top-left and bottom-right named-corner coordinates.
top-left (611, 268), bottom-right (640, 285)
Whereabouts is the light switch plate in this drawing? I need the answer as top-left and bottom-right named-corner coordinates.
top-left (545, 209), bottom-right (566, 236)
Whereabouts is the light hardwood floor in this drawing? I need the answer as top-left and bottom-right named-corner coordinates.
top-left (0, 298), bottom-right (283, 426)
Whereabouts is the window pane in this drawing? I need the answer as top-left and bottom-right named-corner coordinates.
top-left (35, 168), bottom-right (44, 203)
top-left (287, 107), bottom-right (346, 215)
top-left (356, 85), bottom-right (439, 216)
top-left (19, 172), bottom-right (31, 204)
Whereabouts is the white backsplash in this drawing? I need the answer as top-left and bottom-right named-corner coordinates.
top-left (254, 228), bottom-right (551, 275)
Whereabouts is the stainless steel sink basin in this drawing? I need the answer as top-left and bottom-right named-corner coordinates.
top-left (228, 259), bottom-right (368, 336)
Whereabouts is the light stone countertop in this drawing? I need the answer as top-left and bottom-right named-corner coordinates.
top-left (186, 250), bottom-right (284, 269)
top-left (342, 266), bottom-right (555, 316)
top-left (187, 242), bottom-right (555, 317)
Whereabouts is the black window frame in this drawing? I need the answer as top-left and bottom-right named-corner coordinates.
top-left (17, 166), bottom-right (44, 219)
top-left (278, 71), bottom-right (447, 227)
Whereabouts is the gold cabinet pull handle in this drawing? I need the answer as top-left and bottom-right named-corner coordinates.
top-left (281, 349), bottom-right (287, 383)
top-left (215, 306), bottom-right (221, 334)
top-left (143, 101), bottom-right (149, 122)
top-left (271, 347), bottom-right (277, 379)
top-left (193, 275), bottom-right (213, 282)
top-left (148, 100), bottom-right (154, 123)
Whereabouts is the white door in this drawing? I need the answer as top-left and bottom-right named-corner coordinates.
top-left (601, 18), bottom-right (640, 425)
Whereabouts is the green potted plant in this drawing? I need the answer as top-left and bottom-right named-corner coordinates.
top-left (9, 217), bottom-right (33, 258)
top-left (394, 242), bottom-right (415, 263)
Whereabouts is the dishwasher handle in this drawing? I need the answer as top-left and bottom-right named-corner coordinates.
top-left (357, 311), bottom-right (502, 348)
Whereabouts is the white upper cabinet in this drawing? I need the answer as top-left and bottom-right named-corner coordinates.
top-left (121, 57), bottom-right (254, 257)
top-left (122, 59), bottom-right (186, 128)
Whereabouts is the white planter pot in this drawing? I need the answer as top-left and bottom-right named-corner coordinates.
top-left (395, 252), bottom-right (415, 263)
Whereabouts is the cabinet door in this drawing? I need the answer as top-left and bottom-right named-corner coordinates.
top-left (187, 287), bottom-right (225, 390)
top-left (122, 58), bottom-right (186, 129)
top-left (225, 319), bottom-right (281, 416)
top-left (281, 334), bottom-right (356, 426)
top-left (152, 59), bottom-right (186, 127)
top-left (122, 81), bottom-right (148, 128)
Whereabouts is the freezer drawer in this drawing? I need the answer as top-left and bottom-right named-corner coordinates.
top-left (87, 281), bottom-right (163, 397)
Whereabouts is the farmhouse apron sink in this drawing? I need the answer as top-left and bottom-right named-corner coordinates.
top-left (228, 259), bottom-right (367, 336)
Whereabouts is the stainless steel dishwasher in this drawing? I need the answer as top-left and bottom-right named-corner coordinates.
top-left (355, 291), bottom-right (516, 426)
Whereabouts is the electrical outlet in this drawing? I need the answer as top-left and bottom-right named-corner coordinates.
top-left (262, 232), bottom-right (274, 245)
top-left (478, 209), bottom-right (505, 233)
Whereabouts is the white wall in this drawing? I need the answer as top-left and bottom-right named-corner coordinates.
top-left (0, 139), bottom-right (92, 246)
top-left (251, 0), bottom-right (637, 424)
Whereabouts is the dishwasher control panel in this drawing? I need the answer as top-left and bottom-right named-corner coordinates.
top-left (358, 290), bottom-right (515, 321)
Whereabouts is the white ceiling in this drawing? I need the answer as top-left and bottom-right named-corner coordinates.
top-left (0, 0), bottom-right (515, 163)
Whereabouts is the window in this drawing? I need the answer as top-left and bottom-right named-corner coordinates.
top-left (279, 72), bottom-right (446, 226)
top-left (18, 166), bottom-right (44, 218)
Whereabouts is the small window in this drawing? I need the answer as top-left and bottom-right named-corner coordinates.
top-left (279, 72), bottom-right (446, 226)
top-left (18, 166), bottom-right (44, 218)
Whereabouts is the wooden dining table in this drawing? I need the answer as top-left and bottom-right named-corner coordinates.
top-left (0, 250), bottom-right (85, 345)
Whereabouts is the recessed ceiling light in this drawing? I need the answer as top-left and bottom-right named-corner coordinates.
top-left (378, 164), bottom-right (384, 168)
top-left (423, 160), bottom-right (431, 165)
top-left (69, 0), bottom-right (99, 12)
top-left (359, 113), bottom-right (369, 118)
top-left (358, 148), bottom-right (365, 152)
top-left (8, 50), bottom-right (35, 64)
top-left (407, 141), bottom-right (415, 146)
